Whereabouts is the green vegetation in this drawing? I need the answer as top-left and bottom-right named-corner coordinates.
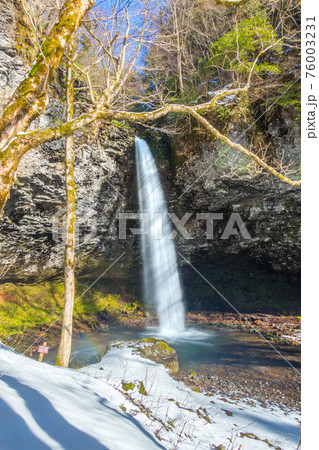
top-left (137, 339), bottom-right (179, 373)
top-left (0, 282), bottom-right (144, 338)
top-left (140, 338), bottom-right (174, 354)
top-left (141, 337), bottom-right (156, 343)
top-left (122, 381), bottom-right (136, 391)
top-left (263, 81), bottom-right (301, 118)
top-left (208, 13), bottom-right (282, 77)
top-left (191, 386), bottom-right (201, 393)
top-left (0, 282), bottom-right (64, 336)
top-left (105, 293), bottom-right (143, 316)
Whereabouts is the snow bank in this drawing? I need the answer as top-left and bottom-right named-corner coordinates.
top-left (0, 344), bottom-right (163, 449)
top-left (0, 342), bottom-right (300, 449)
top-left (81, 345), bottom-right (300, 449)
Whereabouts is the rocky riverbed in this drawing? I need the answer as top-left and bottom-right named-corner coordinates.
top-left (187, 312), bottom-right (301, 345)
top-left (174, 356), bottom-right (301, 412)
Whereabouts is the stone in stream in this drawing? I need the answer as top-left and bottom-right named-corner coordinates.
top-left (104, 338), bottom-right (179, 374)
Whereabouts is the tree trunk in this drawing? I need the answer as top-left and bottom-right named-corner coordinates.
top-left (56, 45), bottom-right (76, 368)
top-left (173, 4), bottom-right (184, 94)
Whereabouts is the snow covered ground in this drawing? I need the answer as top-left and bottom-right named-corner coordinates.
top-left (281, 331), bottom-right (301, 344)
top-left (0, 341), bottom-right (300, 449)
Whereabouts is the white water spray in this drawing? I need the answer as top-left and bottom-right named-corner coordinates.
top-left (135, 137), bottom-right (185, 334)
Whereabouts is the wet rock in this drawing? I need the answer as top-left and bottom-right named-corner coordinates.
top-left (105, 339), bottom-right (179, 373)
top-left (137, 338), bottom-right (179, 373)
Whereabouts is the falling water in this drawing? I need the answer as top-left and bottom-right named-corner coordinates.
top-left (135, 137), bottom-right (185, 334)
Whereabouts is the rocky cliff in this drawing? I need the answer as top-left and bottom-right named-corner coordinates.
top-left (163, 118), bottom-right (301, 311)
top-left (163, 106), bottom-right (301, 275)
top-left (0, 122), bottom-right (136, 282)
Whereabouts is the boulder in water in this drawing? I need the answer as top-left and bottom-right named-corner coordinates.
top-left (105, 338), bottom-right (179, 373)
top-left (137, 338), bottom-right (179, 374)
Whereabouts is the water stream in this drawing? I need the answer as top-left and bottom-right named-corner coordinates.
top-left (135, 137), bottom-right (185, 334)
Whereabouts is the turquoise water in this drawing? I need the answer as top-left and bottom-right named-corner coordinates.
top-left (36, 325), bottom-right (300, 373)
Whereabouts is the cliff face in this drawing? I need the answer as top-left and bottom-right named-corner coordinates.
top-left (165, 108), bottom-right (301, 275)
top-left (0, 0), bottom-right (26, 110)
top-left (172, 166), bottom-right (300, 274)
top-left (0, 123), bottom-right (136, 282)
top-left (0, 2), bottom-right (300, 289)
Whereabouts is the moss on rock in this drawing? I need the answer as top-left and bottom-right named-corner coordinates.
top-left (105, 338), bottom-right (179, 373)
top-left (138, 381), bottom-right (148, 396)
top-left (137, 338), bottom-right (179, 373)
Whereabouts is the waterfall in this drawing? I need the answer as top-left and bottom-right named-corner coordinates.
top-left (135, 137), bottom-right (185, 334)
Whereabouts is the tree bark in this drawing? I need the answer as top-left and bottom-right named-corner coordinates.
top-left (56, 45), bottom-right (76, 368)
top-left (173, 3), bottom-right (184, 94)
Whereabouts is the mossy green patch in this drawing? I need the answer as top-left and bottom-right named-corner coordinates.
top-left (141, 338), bottom-right (174, 354)
top-left (132, 338), bottom-right (179, 373)
top-left (0, 281), bottom-right (143, 338)
top-left (191, 386), bottom-right (201, 393)
top-left (141, 337), bottom-right (156, 343)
